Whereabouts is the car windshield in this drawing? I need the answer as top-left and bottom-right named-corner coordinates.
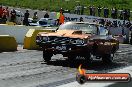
top-left (39, 19), bottom-right (50, 25)
top-left (39, 18), bottom-right (55, 25)
top-left (59, 22), bottom-right (97, 34)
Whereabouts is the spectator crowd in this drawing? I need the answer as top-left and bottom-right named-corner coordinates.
top-left (74, 4), bottom-right (131, 21)
top-left (0, 5), bottom-right (132, 28)
top-left (93, 18), bottom-right (132, 29)
top-left (0, 6), bottom-right (9, 24)
top-left (0, 5), bottom-right (22, 24)
top-left (0, 5), bottom-right (65, 26)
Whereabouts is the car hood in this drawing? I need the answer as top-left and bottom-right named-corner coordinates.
top-left (38, 30), bottom-right (92, 39)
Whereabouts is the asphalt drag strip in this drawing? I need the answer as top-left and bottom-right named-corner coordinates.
top-left (0, 44), bottom-right (132, 87)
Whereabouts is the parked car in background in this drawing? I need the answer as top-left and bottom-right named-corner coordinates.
top-left (36, 22), bottom-right (119, 64)
top-left (29, 18), bottom-right (57, 27)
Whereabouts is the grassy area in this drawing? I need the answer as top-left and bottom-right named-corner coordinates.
top-left (0, 0), bottom-right (131, 11)
top-left (0, 0), bottom-right (132, 17)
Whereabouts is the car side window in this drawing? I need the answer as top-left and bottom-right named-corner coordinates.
top-left (39, 21), bottom-right (47, 25)
top-left (99, 26), bottom-right (108, 35)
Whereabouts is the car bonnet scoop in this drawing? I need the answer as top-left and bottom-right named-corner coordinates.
top-left (72, 30), bottom-right (82, 35)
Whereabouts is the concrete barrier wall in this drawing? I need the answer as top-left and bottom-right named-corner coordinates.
top-left (0, 24), bottom-right (129, 46)
top-left (0, 35), bottom-right (17, 52)
top-left (23, 29), bottom-right (54, 50)
top-left (0, 25), bottom-right (56, 44)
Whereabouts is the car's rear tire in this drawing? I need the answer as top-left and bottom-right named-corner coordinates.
top-left (102, 54), bottom-right (113, 64)
top-left (43, 50), bottom-right (53, 62)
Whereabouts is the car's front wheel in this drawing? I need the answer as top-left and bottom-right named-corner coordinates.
top-left (43, 50), bottom-right (53, 62)
top-left (102, 54), bottom-right (113, 64)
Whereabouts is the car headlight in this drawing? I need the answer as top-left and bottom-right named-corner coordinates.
top-left (42, 36), bottom-right (49, 42)
top-left (74, 39), bottom-right (84, 44)
top-left (36, 36), bottom-right (41, 43)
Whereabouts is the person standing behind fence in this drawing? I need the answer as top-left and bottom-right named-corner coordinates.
top-left (10, 9), bottom-right (16, 23)
top-left (97, 5), bottom-right (101, 17)
top-left (23, 10), bottom-right (30, 26)
top-left (123, 9), bottom-right (127, 20)
top-left (89, 5), bottom-right (92, 16)
top-left (76, 4), bottom-right (81, 15)
top-left (2, 8), bottom-right (7, 23)
top-left (114, 7), bottom-right (118, 19)
top-left (92, 5), bottom-right (96, 16)
top-left (32, 12), bottom-right (38, 23)
top-left (56, 8), bottom-right (63, 25)
top-left (104, 7), bottom-right (108, 18)
top-left (111, 8), bottom-right (115, 19)
top-left (44, 12), bottom-right (49, 18)
top-left (44, 9), bottom-right (49, 18)
top-left (127, 9), bottom-right (130, 21)
top-left (2, 7), bottom-right (9, 23)
top-left (3, 7), bottom-right (9, 19)
top-left (56, 11), bottom-right (60, 25)
top-left (0, 6), bottom-right (3, 18)
top-left (119, 8), bottom-right (123, 20)
top-left (106, 7), bottom-right (109, 18)
top-left (59, 11), bottom-right (65, 25)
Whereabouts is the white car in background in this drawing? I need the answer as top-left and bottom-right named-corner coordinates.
top-left (29, 18), bottom-right (57, 27)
